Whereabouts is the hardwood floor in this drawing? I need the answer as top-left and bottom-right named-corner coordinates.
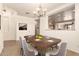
top-left (0, 40), bottom-right (79, 56)
top-left (0, 40), bottom-right (21, 56)
top-left (66, 50), bottom-right (79, 56)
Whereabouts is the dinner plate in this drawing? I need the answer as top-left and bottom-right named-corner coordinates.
top-left (35, 39), bottom-right (41, 41)
top-left (47, 40), bottom-right (54, 42)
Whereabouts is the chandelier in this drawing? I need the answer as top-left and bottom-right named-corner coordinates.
top-left (33, 4), bottom-right (47, 17)
top-left (34, 4), bottom-right (47, 35)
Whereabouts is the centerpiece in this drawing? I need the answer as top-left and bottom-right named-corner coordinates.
top-left (35, 34), bottom-right (43, 41)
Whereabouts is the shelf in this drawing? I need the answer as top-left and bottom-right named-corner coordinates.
top-left (48, 5), bottom-right (75, 30)
top-left (55, 19), bottom-right (74, 23)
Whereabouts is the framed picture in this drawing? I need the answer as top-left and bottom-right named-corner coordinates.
top-left (19, 23), bottom-right (27, 30)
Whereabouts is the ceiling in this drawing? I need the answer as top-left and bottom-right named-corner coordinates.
top-left (3, 3), bottom-right (71, 18)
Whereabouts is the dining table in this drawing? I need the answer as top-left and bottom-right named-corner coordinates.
top-left (24, 36), bottom-right (61, 56)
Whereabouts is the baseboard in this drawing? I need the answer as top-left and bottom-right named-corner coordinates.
top-left (67, 48), bottom-right (79, 54)
top-left (0, 46), bottom-right (3, 54)
top-left (4, 39), bottom-right (16, 41)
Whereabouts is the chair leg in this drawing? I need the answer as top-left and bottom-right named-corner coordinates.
top-left (52, 47), bottom-right (53, 50)
top-left (55, 45), bottom-right (59, 49)
top-left (20, 48), bottom-right (23, 56)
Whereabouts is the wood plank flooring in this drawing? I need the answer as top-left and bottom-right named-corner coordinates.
top-left (0, 40), bottom-right (21, 56)
top-left (0, 40), bottom-right (79, 56)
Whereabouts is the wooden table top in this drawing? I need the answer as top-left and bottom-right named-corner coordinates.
top-left (24, 36), bottom-right (61, 51)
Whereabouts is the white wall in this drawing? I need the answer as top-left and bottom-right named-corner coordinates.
top-left (1, 5), bottom-right (18, 41)
top-left (0, 31), bottom-right (3, 53)
top-left (0, 4), bottom-right (2, 11)
top-left (16, 16), bottom-right (35, 40)
top-left (2, 15), bottom-right (17, 41)
top-left (0, 4), bottom-right (3, 53)
top-left (40, 4), bottom-right (79, 53)
top-left (2, 5), bottom-right (35, 41)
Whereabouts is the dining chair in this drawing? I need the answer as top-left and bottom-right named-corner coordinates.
top-left (25, 36), bottom-right (38, 55)
top-left (50, 42), bottom-right (67, 56)
top-left (26, 41), bottom-right (38, 55)
top-left (19, 37), bottom-right (35, 56)
top-left (46, 47), bottom-right (59, 56)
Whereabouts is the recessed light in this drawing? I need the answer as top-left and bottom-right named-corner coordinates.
top-left (25, 12), bottom-right (30, 14)
top-left (3, 9), bottom-right (6, 12)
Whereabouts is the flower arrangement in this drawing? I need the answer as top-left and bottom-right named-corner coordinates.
top-left (36, 34), bottom-right (43, 39)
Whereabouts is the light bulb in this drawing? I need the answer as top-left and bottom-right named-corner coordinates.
top-left (36, 7), bottom-right (40, 11)
top-left (33, 11), bottom-right (36, 14)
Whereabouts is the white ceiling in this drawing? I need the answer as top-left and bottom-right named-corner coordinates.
top-left (3, 3), bottom-right (70, 18)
